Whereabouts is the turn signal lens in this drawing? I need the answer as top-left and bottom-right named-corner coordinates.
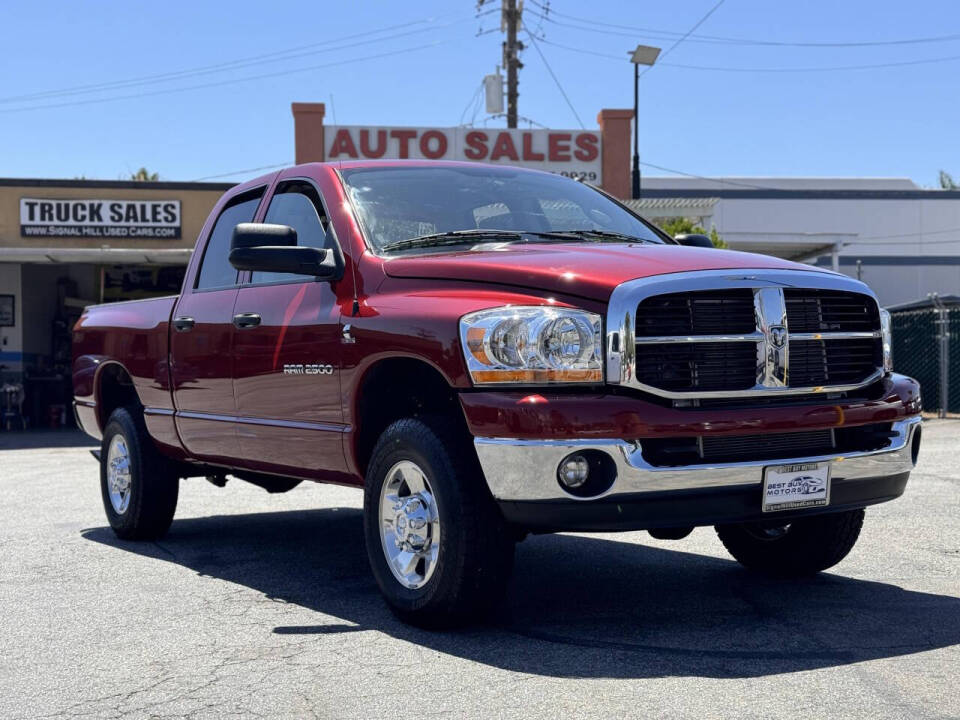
top-left (879, 308), bottom-right (893, 372)
top-left (459, 306), bottom-right (603, 385)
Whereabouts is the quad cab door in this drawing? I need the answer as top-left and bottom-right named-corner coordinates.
top-left (230, 178), bottom-right (349, 480)
top-left (170, 187), bottom-right (266, 463)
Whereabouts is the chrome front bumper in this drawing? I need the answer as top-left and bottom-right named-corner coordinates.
top-left (474, 416), bottom-right (922, 503)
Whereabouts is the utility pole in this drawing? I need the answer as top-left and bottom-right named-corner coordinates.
top-left (502, 0), bottom-right (522, 128)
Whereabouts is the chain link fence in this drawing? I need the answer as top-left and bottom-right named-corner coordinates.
top-left (949, 309), bottom-right (960, 413)
top-left (890, 301), bottom-right (959, 416)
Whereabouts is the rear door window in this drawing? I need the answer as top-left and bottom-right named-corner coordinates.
top-left (195, 190), bottom-right (263, 290)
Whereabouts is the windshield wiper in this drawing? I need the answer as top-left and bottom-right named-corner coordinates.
top-left (551, 229), bottom-right (655, 243)
top-left (380, 229), bottom-right (523, 253)
top-left (380, 228), bottom-right (655, 253)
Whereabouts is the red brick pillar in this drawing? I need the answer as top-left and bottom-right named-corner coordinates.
top-left (291, 103), bottom-right (326, 164)
top-left (597, 108), bottom-right (633, 200)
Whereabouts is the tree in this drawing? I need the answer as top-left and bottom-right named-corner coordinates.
top-left (130, 167), bottom-right (159, 182)
top-left (939, 170), bottom-right (958, 190)
top-left (655, 216), bottom-right (728, 248)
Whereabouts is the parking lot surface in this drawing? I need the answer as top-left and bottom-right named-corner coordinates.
top-left (1, 421), bottom-right (958, 719)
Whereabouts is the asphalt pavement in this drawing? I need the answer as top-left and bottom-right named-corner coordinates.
top-left (1, 421), bottom-right (958, 719)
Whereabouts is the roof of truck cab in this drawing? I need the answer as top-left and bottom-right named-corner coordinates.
top-left (307, 159), bottom-right (554, 173)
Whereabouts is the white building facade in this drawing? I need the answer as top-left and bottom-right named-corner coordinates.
top-left (630, 177), bottom-right (960, 307)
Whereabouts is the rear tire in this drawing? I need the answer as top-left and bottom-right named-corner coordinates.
top-left (363, 417), bottom-right (514, 628)
top-left (715, 509), bottom-right (864, 576)
top-left (100, 407), bottom-right (178, 540)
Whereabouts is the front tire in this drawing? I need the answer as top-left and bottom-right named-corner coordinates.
top-left (715, 509), bottom-right (865, 576)
top-left (100, 407), bottom-right (179, 540)
top-left (363, 417), bottom-right (514, 628)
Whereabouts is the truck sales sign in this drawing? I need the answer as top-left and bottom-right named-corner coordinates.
top-left (20, 198), bottom-right (182, 239)
top-left (324, 126), bottom-right (602, 184)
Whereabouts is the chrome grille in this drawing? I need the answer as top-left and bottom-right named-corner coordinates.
top-left (789, 338), bottom-right (881, 386)
top-left (606, 270), bottom-right (884, 399)
top-left (635, 290), bottom-right (755, 336)
top-left (635, 341), bottom-right (756, 391)
top-left (785, 289), bottom-right (879, 333)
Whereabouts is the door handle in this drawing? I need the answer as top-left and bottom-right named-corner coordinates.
top-left (173, 316), bottom-right (195, 332)
top-left (233, 312), bottom-right (262, 329)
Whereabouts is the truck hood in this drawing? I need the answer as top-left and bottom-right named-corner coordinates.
top-left (381, 243), bottom-right (826, 301)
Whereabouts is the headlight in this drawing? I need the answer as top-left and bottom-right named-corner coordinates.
top-left (879, 308), bottom-right (893, 372)
top-left (460, 306), bottom-right (603, 384)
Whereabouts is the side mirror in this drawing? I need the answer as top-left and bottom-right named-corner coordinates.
top-left (229, 223), bottom-right (338, 279)
top-left (229, 245), bottom-right (337, 278)
top-left (231, 222), bottom-right (297, 250)
top-left (674, 233), bottom-right (714, 248)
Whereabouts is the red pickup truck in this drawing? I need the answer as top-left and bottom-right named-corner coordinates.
top-left (73, 161), bottom-right (922, 627)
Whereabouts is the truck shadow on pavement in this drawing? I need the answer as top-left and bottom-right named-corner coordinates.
top-left (83, 507), bottom-right (960, 679)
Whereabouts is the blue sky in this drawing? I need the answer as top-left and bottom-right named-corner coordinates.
top-left (1, 1), bottom-right (958, 186)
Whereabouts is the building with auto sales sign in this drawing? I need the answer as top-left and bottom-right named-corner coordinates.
top-left (0, 101), bottom-right (957, 429)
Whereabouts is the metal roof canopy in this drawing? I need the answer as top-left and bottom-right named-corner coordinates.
top-left (622, 197), bottom-right (719, 216)
top-left (0, 248), bottom-right (192, 265)
top-left (722, 232), bottom-right (856, 263)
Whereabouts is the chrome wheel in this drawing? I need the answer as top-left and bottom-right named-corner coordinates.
top-left (378, 460), bottom-right (441, 589)
top-left (106, 434), bottom-right (132, 515)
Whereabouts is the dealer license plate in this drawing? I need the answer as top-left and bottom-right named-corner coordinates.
top-left (762, 462), bottom-right (831, 512)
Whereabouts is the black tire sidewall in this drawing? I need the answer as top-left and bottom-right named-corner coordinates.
top-left (716, 509), bottom-right (865, 576)
top-left (101, 409), bottom-right (144, 536)
top-left (99, 407), bottom-right (177, 540)
top-left (363, 421), bottom-right (464, 614)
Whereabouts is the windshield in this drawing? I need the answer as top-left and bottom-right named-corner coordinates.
top-left (339, 165), bottom-right (665, 253)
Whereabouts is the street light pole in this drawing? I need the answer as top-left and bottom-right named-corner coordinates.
top-left (632, 62), bottom-right (640, 200)
top-left (627, 44), bottom-right (661, 201)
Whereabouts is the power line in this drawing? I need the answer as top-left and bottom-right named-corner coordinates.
top-left (639, 0), bottom-right (726, 78)
top-left (0, 43), bottom-right (444, 114)
top-left (847, 227), bottom-right (960, 243)
top-left (526, 0), bottom-right (960, 48)
top-left (190, 162), bottom-right (294, 182)
top-left (524, 28), bottom-right (585, 129)
top-left (638, 161), bottom-right (790, 190)
top-left (0, 11), bottom-right (492, 107)
top-left (663, 54), bottom-right (960, 73)
top-left (537, 36), bottom-right (960, 73)
top-left (458, 82), bottom-right (484, 126)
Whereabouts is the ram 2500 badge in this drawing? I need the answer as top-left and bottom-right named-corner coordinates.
top-left (73, 161), bottom-right (922, 627)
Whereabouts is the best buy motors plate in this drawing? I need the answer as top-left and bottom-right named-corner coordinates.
top-left (762, 462), bottom-right (831, 512)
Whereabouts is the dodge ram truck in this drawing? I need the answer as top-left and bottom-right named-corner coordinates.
top-left (73, 161), bottom-right (923, 627)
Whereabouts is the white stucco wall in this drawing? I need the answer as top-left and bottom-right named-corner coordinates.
top-left (644, 177), bottom-right (960, 306)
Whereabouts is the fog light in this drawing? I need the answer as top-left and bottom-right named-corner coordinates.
top-left (558, 454), bottom-right (590, 488)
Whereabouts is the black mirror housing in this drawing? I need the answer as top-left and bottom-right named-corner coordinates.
top-left (228, 246), bottom-right (338, 279)
top-left (674, 233), bottom-right (715, 248)
top-left (231, 223), bottom-right (298, 250)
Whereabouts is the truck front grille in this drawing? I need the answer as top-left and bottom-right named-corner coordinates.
top-left (625, 285), bottom-right (882, 398)
top-left (635, 342), bottom-right (757, 391)
top-left (641, 422), bottom-right (893, 467)
top-left (789, 338), bottom-right (881, 386)
top-left (785, 289), bottom-right (879, 333)
top-left (635, 289), bottom-right (755, 337)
